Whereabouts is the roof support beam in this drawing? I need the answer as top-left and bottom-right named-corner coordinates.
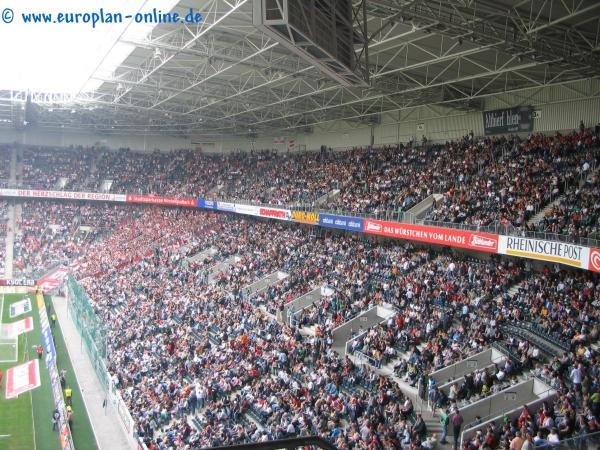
top-left (113, 0), bottom-right (249, 103)
top-left (526, 2), bottom-right (600, 34)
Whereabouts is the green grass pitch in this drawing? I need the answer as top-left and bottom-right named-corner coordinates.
top-left (0, 293), bottom-right (98, 450)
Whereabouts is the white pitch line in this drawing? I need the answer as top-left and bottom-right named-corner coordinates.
top-left (30, 387), bottom-right (37, 450)
top-left (0, 434), bottom-right (12, 438)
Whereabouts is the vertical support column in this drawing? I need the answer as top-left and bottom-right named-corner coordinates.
top-left (9, 145), bottom-right (17, 185)
top-left (370, 124), bottom-right (375, 147)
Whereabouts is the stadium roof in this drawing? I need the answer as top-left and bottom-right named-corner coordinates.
top-left (0, 0), bottom-right (598, 137)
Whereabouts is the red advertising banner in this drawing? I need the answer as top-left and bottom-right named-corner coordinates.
top-left (3, 317), bottom-right (34, 338)
top-left (5, 360), bottom-right (41, 399)
top-left (36, 267), bottom-right (69, 292)
top-left (60, 424), bottom-right (72, 450)
top-left (125, 194), bottom-right (197, 208)
top-left (589, 248), bottom-right (600, 273)
top-left (363, 219), bottom-right (499, 253)
top-left (258, 207), bottom-right (291, 221)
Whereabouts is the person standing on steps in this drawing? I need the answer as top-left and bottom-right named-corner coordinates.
top-left (452, 409), bottom-right (464, 450)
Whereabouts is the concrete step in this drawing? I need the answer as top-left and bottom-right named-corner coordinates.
top-left (406, 193), bottom-right (445, 223)
top-left (491, 280), bottom-right (526, 305)
top-left (187, 247), bottom-right (217, 264)
top-left (527, 196), bottom-right (563, 226)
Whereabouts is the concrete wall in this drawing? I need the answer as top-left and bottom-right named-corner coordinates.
top-left (242, 271), bottom-right (288, 298)
top-left (281, 286), bottom-right (323, 324)
top-left (0, 127), bottom-right (190, 152)
top-left (332, 305), bottom-right (396, 356)
top-left (405, 194), bottom-right (444, 222)
top-left (208, 255), bottom-right (241, 283)
top-left (449, 378), bottom-right (554, 438)
top-left (430, 348), bottom-right (506, 385)
top-left (461, 378), bottom-right (556, 446)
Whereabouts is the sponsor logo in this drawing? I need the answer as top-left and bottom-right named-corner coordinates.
top-left (235, 205), bottom-right (260, 216)
top-left (259, 208), bottom-right (289, 219)
top-left (365, 221), bottom-right (382, 232)
top-left (0, 278), bottom-right (36, 287)
top-left (470, 235), bottom-right (497, 249)
top-left (504, 236), bottom-right (583, 267)
top-left (589, 249), bottom-right (600, 272)
top-left (319, 214), bottom-right (363, 231)
top-left (216, 202), bottom-right (235, 211)
top-left (0, 188), bottom-right (125, 203)
top-left (291, 210), bottom-right (320, 224)
top-left (36, 267), bottom-right (68, 292)
top-left (127, 195), bottom-right (196, 207)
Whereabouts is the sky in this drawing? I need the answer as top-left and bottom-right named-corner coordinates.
top-left (0, 0), bottom-right (180, 94)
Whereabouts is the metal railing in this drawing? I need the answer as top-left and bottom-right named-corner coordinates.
top-left (422, 219), bottom-right (600, 248)
top-left (4, 181), bottom-right (599, 248)
top-left (521, 321), bottom-right (570, 352)
top-left (212, 196), bottom-right (600, 247)
top-left (353, 350), bottom-right (381, 368)
top-left (533, 430), bottom-right (600, 449)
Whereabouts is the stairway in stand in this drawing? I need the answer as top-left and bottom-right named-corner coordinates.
top-left (526, 197), bottom-right (563, 228)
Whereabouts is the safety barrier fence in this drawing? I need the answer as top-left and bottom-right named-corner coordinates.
top-left (66, 274), bottom-right (145, 450)
top-left (532, 430), bottom-right (600, 449)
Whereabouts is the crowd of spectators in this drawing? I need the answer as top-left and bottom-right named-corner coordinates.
top-left (6, 126), bottom-right (599, 239)
top-left (17, 146), bottom-right (347, 203)
top-left (423, 131), bottom-right (597, 229)
top-left (13, 201), bottom-right (134, 276)
top-left (0, 200), bottom-right (7, 275)
top-left (508, 269), bottom-right (600, 351)
top-left (535, 170), bottom-right (600, 239)
top-left (0, 125), bottom-right (597, 449)
top-left (67, 209), bottom-right (423, 448)
top-left (0, 146), bottom-right (10, 184)
top-left (346, 256), bottom-right (523, 375)
top-left (4, 199), bottom-right (595, 449)
top-left (20, 146), bottom-right (95, 191)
